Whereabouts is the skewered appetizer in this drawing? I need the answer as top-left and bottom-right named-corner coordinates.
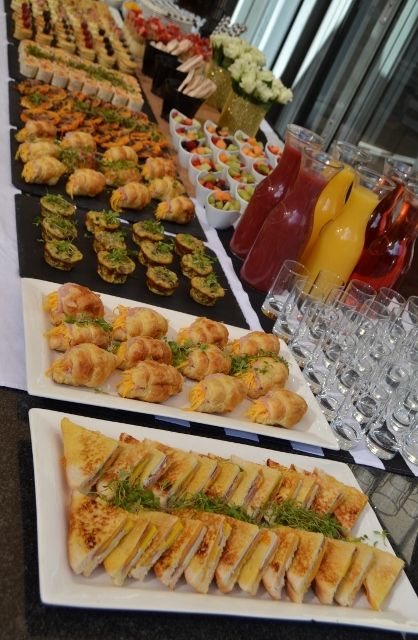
top-left (16, 140), bottom-right (59, 162)
top-left (117, 361), bottom-right (183, 403)
top-left (174, 233), bottom-right (204, 256)
top-left (47, 343), bottom-right (117, 388)
top-left (43, 283), bottom-right (104, 325)
top-left (142, 157), bottom-right (176, 181)
top-left (132, 220), bottom-right (164, 245)
top-left (22, 155), bottom-right (66, 185)
top-left (66, 168), bottom-right (106, 198)
top-left (176, 317), bottom-right (228, 348)
top-left (228, 332), bottom-right (280, 357)
top-left (190, 274), bottom-right (225, 306)
top-left (93, 230), bottom-right (127, 254)
top-left (112, 306), bottom-right (168, 341)
top-left (44, 240), bottom-right (83, 270)
top-left (45, 318), bottom-right (112, 352)
top-left (41, 215), bottom-right (77, 242)
top-left (40, 193), bottom-right (75, 218)
top-left (148, 177), bottom-right (185, 201)
top-left (115, 337), bottom-right (173, 370)
top-left (189, 374), bottom-right (245, 413)
top-left (146, 266), bottom-right (179, 296)
top-left (232, 355), bottom-right (289, 399)
top-left (16, 118), bottom-right (57, 141)
top-left (181, 252), bottom-right (214, 279)
top-left (97, 249), bottom-right (136, 284)
top-left (138, 240), bottom-right (174, 267)
top-left (155, 196), bottom-right (195, 224)
top-left (247, 388), bottom-right (308, 428)
top-left (171, 342), bottom-right (231, 381)
top-left (110, 182), bottom-right (150, 211)
top-left (85, 209), bottom-right (121, 233)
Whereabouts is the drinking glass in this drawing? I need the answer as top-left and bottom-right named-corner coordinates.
top-left (288, 298), bottom-right (330, 367)
top-left (386, 383), bottom-right (418, 439)
top-left (261, 260), bottom-right (309, 320)
top-left (374, 287), bottom-right (405, 318)
top-left (341, 279), bottom-right (376, 310)
top-left (272, 282), bottom-right (323, 343)
top-left (310, 269), bottom-right (345, 300)
top-left (329, 394), bottom-right (366, 450)
top-left (366, 419), bottom-right (402, 460)
top-left (401, 426), bottom-right (418, 465)
top-left (331, 140), bottom-right (371, 166)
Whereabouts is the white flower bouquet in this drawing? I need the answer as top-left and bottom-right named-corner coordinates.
top-left (210, 34), bottom-right (266, 70)
top-left (228, 58), bottom-right (293, 107)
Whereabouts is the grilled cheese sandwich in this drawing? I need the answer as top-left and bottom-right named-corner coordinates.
top-left (363, 548), bottom-right (405, 611)
top-left (215, 518), bottom-right (260, 593)
top-left (286, 529), bottom-right (326, 603)
top-left (262, 526), bottom-right (299, 599)
top-left (238, 528), bottom-right (278, 596)
top-left (335, 543), bottom-right (374, 607)
top-left (314, 538), bottom-right (356, 604)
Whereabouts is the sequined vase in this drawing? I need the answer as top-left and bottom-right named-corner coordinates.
top-left (206, 60), bottom-right (232, 111)
top-left (218, 89), bottom-right (269, 137)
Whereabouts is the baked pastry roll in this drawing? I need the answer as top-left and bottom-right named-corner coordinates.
top-left (44, 241), bottom-right (83, 270)
top-left (132, 220), bottom-right (164, 245)
top-left (43, 283), bottom-right (104, 326)
top-left (16, 140), bottom-right (59, 163)
top-left (66, 169), bottom-right (106, 198)
top-left (22, 156), bottom-right (66, 186)
top-left (93, 230), bottom-right (127, 254)
top-left (190, 274), bottom-right (225, 306)
top-left (102, 146), bottom-right (138, 164)
top-left (234, 356), bottom-right (289, 399)
top-left (138, 240), bottom-right (174, 267)
top-left (175, 234), bottom-right (204, 256)
top-left (148, 176), bottom-right (185, 201)
top-left (110, 182), bottom-right (150, 211)
top-left (61, 131), bottom-right (96, 152)
top-left (146, 266), bottom-right (179, 296)
top-left (47, 343), bottom-right (117, 388)
top-left (85, 210), bottom-right (121, 233)
top-left (246, 388), bottom-right (308, 428)
top-left (45, 319), bottom-right (111, 351)
top-left (112, 305), bottom-right (168, 341)
top-left (102, 162), bottom-right (142, 188)
top-left (97, 249), bottom-right (136, 284)
top-left (189, 374), bottom-right (245, 413)
top-left (115, 336), bottom-right (172, 369)
top-left (176, 317), bottom-right (228, 348)
top-left (181, 252), bottom-right (214, 279)
top-left (177, 344), bottom-right (231, 380)
top-left (117, 361), bottom-right (183, 403)
top-left (155, 196), bottom-right (195, 224)
top-left (142, 157), bottom-right (176, 181)
top-left (228, 332), bottom-right (280, 357)
top-left (15, 119), bottom-right (57, 142)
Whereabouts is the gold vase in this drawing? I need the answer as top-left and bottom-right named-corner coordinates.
top-left (218, 90), bottom-right (269, 136)
top-left (206, 60), bottom-right (232, 111)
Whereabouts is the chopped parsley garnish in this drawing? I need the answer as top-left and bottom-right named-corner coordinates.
top-left (64, 314), bottom-right (112, 332)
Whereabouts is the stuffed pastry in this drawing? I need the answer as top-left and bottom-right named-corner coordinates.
top-left (102, 146), bottom-right (138, 164)
top-left (43, 282), bottom-right (104, 326)
top-left (117, 361), bottom-right (183, 403)
top-left (246, 389), bottom-right (308, 428)
top-left (174, 234), bottom-right (204, 256)
top-left (189, 374), bottom-right (245, 413)
top-left (132, 220), bottom-right (164, 245)
top-left (45, 319), bottom-right (112, 351)
top-left (190, 274), bottom-right (225, 306)
top-left (176, 317), bottom-right (228, 348)
top-left (146, 266), bottom-right (179, 296)
top-left (148, 176), bottom-right (185, 201)
top-left (176, 343), bottom-right (231, 380)
top-left (47, 343), bottom-right (117, 388)
top-left (228, 332), bottom-right (280, 357)
top-left (22, 156), bottom-right (66, 186)
top-left (155, 196), bottom-right (195, 224)
top-left (115, 336), bottom-right (172, 369)
top-left (110, 182), bottom-right (150, 211)
top-left (97, 249), bottom-right (136, 284)
top-left (43, 241), bottom-right (83, 270)
top-left (138, 240), bottom-right (174, 267)
top-left (16, 140), bottom-right (59, 163)
top-left (15, 119), bottom-right (57, 142)
top-left (142, 157), bottom-right (176, 181)
top-left (233, 356), bottom-right (289, 399)
top-left (112, 305), bottom-right (168, 341)
top-left (102, 162), bottom-right (142, 188)
top-left (61, 131), bottom-right (96, 151)
top-left (66, 169), bottom-right (106, 198)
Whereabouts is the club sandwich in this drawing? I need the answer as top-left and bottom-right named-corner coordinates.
top-left (215, 518), bottom-right (260, 593)
top-left (313, 538), bottom-right (357, 604)
top-left (362, 547), bottom-right (405, 611)
top-left (237, 528), bottom-right (278, 596)
top-left (335, 543), bottom-right (374, 606)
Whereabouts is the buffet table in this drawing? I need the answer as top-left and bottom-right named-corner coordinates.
top-left (1, 2), bottom-right (418, 638)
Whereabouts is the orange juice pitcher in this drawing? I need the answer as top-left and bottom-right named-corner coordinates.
top-left (304, 168), bottom-right (395, 284)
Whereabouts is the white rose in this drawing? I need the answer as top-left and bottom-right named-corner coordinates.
top-left (254, 80), bottom-right (274, 104)
top-left (239, 67), bottom-right (257, 95)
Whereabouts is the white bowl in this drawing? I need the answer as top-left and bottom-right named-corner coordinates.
top-left (235, 182), bottom-right (256, 213)
top-left (233, 129), bottom-right (250, 148)
top-left (265, 143), bottom-right (282, 167)
top-left (188, 152), bottom-right (216, 183)
top-left (227, 166), bottom-right (256, 195)
top-left (239, 143), bottom-right (266, 169)
top-left (195, 171), bottom-right (229, 205)
top-left (172, 124), bottom-right (202, 151)
top-left (169, 109), bottom-right (201, 137)
top-left (203, 119), bottom-right (230, 144)
top-left (204, 192), bottom-right (241, 230)
top-left (251, 159), bottom-right (274, 184)
top-left (178, 141), bottom-right (211, 169)
top-left (209, 135), bottom-right (240, 159)
top-left (216, 152), bottom-right (243, 177)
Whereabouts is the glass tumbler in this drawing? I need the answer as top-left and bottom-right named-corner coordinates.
top-left (261, 260), bottom-right (309, 320)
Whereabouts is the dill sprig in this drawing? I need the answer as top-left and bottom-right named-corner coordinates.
top-left (263, 500), bottom-right (346, 539)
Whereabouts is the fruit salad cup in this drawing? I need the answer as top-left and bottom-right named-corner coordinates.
top-left (196, 171), bottom-right (230, 205)
top-left (169, 109), bottom-right (201, 136)
top-left (239, 142), bottom-right (266, 169)
top-left (205, 190), bottom-right (241, 229)
top-left (251, 159), bottom-right (273, 184)
top-left (188, 153), bottom-right (220, 183)
top-left (236, 183), bottom-right (256, 213)
top-left (227, 165), bottom-right (256, 196)
top-left (265, 143), bottom-right (282, 166)
top-left (203, 119), bottom-right (231, 143)
top-left (178, 140), bottom-right (212, 168)
top-left (209, 135), bottom-right (240, 161)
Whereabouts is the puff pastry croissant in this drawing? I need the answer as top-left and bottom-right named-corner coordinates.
top-left (176, 317), bottom-right (228, 348)
top-left (22, 156), bottom-right (66, 185)
top-left (16, 140), bottom-right (59, 163)
top-left (45, 320), bottom-right (111, 351)
top-left (155, 196), bottom-right (195, 224)
top-left (61, 131), bottom-right (96, 151)
top-left (47, 343), bottom-right (117, 387)
top-left (178, 344), bottom-right (231, 380)
top-left (148, 176), bottom-right (185, 201)
top-left (142, 157), bottom-right (176, 181)
top-left (115, 336), bottom-right (172, 369)
top-left (234, 356), bottom-right (289, 399)
top-left (112, 305), bottom-right (168, 341)
top-left (110, 182), bottom-right (151, 211)
top-left (66, 169), bottom-right (106, 198)
top-left (189, 374), bottom-right (245, 414)
top-left (246, 388), bottom-right (308, 428)
top-left (102, 145), bottom-right (138, 164)
top-left (228, 332), bottom-right (279, 357)
top-left (43, 283), bottom-right (104, 326)
top-left (117, 361), bottom-right (183, 403)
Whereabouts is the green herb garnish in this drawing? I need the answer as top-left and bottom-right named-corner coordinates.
top-left (64, 314), bottom-right (112, 332)
top-left (168, 491), bottom-right (256, 524)
top-left (140, 219), bottom-right (164, 234)
top-left (168, 340), bottom-right (193, 367)
top-left (263, 500), bottom-right (346, 539)
top-left (103, 473), bottom-right (161, 512)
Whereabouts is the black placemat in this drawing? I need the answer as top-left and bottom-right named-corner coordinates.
top-left (15, 193), bottom-right (249, 327)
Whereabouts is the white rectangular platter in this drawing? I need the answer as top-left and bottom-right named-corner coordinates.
top-left (29, 408), bottom-right (418, 632)
top-left (22, 277), bottom-right (339, 450)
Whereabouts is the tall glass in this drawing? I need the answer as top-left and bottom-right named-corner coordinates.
top-left (240, 149), bottom-right (343, 293)
top-left (304, 167), bottom-right (395, 285)
top-left (229, 124), bottom-right (324, 259)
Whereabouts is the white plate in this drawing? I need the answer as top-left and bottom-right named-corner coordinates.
top-left (21, 277), bottom-right (339, 450)
top-left (29, 407), bottom-right (418, 632)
